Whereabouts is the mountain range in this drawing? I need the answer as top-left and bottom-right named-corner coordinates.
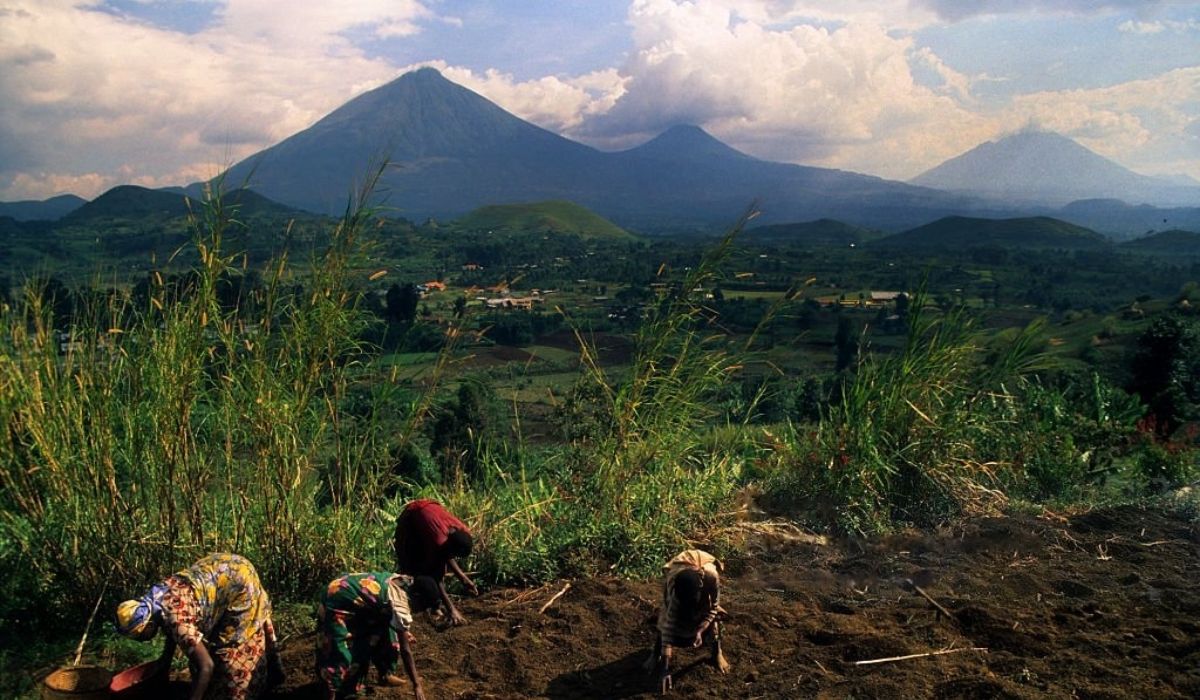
top-left (0, 194), bottom-right (87, 222)
top-left (5, 68), bottom-right (1199, 236)
top-left (204, 68), bottom-right (988, 232)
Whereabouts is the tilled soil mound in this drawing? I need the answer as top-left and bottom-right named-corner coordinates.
top-left (210, 505), bottom-right (1200, 698)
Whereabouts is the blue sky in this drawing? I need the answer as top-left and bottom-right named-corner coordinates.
top-left (1, 0), bottom-right (1197, 200)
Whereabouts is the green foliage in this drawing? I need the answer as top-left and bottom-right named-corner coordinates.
top-left (0, 175), bottom-right (403, 631)
top-left (451, 200), bottom-right (635, 240)
top-left (765, 295), bottom-right (1061, 533)
top-left (1129, 314), bottom-right (1200, 431)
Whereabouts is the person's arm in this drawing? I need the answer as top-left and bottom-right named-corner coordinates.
top-left (157, 636), bottom-right (176, 671)
top-left (447, 558), bottom-right (478, 596)
top-left (184, 641), bottom-right (214, 700)
top-left (438, 581), bottom-right (468, 626)
top-left (694, 572), bottom-right (722, 646)
top-left (398, 628), bottom-right (426, 700)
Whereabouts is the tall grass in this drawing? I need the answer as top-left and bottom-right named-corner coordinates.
top-left (0, 176), bottom-right (408, 622)
top-left (763, 293), bottom-right (1057, 534)
top-left (425, 209), bottom-right (759, 582)
top-left (0, 187), bottom-right (757, 642)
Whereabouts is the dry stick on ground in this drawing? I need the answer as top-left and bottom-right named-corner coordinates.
top-left (853, 647), bottom-right (988, 666)
top-left (903, 579), bottom-right (955, 621)
top-left (539, 582), bottom-right (572, 614)
top-left (502, 584), bottom-right (550, 608)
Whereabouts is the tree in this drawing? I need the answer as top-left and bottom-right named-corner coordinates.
top-left (1129, 314), bottom-right (1200, 433)
top-left (429, 380), bottom-right (495, 480)
top-left (385, 282), bottom-right (420, 323)
top-left (27, 276), bottom-right (74, 328)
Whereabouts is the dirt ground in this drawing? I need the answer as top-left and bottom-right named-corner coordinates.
top-left (174, 504), bottom-right (1199, 699)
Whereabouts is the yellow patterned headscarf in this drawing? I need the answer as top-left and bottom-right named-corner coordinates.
top-left (115, 582), bottom-right (167, 640)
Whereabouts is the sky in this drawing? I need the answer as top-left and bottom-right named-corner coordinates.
top-left (1, 0), bottom-right (1198, 201)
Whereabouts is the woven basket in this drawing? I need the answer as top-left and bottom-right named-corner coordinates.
top-left (41, 665), bottom-right (112, 700)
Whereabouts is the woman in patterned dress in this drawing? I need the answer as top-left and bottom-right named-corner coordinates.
top-left (315, 572), bottom-right (441, 700)
top-left (393, 499), bottom-right (478, 625)
top-left (115, 552), bottom-right (284, 700)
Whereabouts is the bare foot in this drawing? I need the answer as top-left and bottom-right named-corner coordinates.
top-left (714, 652), bottom-right (731, 674)
top-left (380, 673), bottom-right (406, 687)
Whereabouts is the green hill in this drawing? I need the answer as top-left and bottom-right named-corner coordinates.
top-left (874, 216), bottom-right (1109, 250)
top-left (1120, 229), bottom-right (1200, 255)
top-left (2, 186), bottom-right (312, 277)
top-left (65, 185), bottom-right (296, 223)
top-left (63, 185), bottom-right (192, 222)
top-left (745, 218), bottom-right (883, 246)
top-left (451, 200), bottom-right (635, 239)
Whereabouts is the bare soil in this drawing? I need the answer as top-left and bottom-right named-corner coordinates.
top-left (191, 505), bottom-right (1200, 698)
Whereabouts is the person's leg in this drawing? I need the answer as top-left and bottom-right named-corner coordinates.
top-left (372, 626), bottom-right (404, 686)
top-left (317, 609), bottom-right (360, 699)
top-left (708, 621), bottom-right (730, 673)
top-left (660, 643), bottom-right (675, 693)
top-left (644, 631), bottom-right (662, 672)
top-left (212, 631), bottom-right (266, 700)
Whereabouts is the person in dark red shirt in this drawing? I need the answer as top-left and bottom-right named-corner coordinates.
top-left (393, 499), bottom-right (479, 625)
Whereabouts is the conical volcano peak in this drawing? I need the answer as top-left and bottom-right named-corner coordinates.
top-left (627, 124), bottom-right (753, 162)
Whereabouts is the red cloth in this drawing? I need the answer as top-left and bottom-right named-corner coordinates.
top-left (393, 499), bottom-right (469, 577)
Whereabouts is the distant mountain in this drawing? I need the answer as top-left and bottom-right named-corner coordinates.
top-left (207, 68), bottom-right (989, 232)
top-left (621, 125), bottom-right (755, 164)
top-left (1053, 199), bottom-right (1200, 241)
top-left (1120, 229), bottom-right (1200, 255)
top-left (0, 194), bottom-right (86, 221)
top-left (744, 218), bottom-right (882, 246)
top-left (912, 131), bottom-right (1200, 207)
top-left (451, 201), bottom-right (634, 239)
top-left (1156, 173), bottom-right (1200, 188)
top-left (874, 216), bottom-right (1109, 250)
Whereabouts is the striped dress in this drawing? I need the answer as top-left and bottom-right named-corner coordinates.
top-left (657, 549), bottom-right (726, 647)
top-left (315, 572), bottom-right (414, 697)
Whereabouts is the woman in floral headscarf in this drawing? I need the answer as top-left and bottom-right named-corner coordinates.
top-left (115, 553), bottom-right (283, 700)
top-left (315, 571), bottom-right (441, 700)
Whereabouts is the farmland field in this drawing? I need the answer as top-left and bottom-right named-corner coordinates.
top-left (82, 502), bottom-right (1200, 699)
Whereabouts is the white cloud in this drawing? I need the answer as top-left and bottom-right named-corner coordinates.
top-left (214, 0), bottom-right (433, 45)
top-left (547, 0), bottom-right (992, 179)
top-left (1, 0), bottom-right (1198, 201)
top-left (4, 171), bottom-right (115, 201)
top-left (1118, 18), bottom-right (1200, 34)
top-left (1001, 67), bottom-right (1200, 174)
top-left (0, 0), bottom-right (436, 199)
top-left (424, 63), bottom-right (628, 133)
top-left (913, 0), bottom-right (1172, 22)
top-left (1118, 20), bottom-right (1166, 34)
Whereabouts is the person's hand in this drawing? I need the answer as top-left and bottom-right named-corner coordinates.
top-left (413, 683), bottom-right (427, 700)
top-left (465, 581), bottom-right (480, 597)
top-left (449, 609), bottom-right (468, 626)
top-left (692, 631), bottom-right (704, 648)
top-left (404, 630), bottom-right (417, 645)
